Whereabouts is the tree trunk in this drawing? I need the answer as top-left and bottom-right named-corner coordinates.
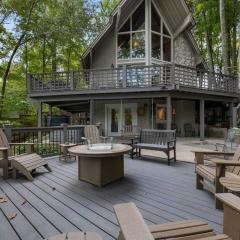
top-left (67, 49), bottom-right (71, 72)
top-left (231, 0), bottom-right (238, 75)
top-left (42, 35), bottom-right (46, 74)
top-left (1, 33), bottom-right (25, 99)
top-left (202, 10), bottom-right (214, 72)
top-left (52, 40), bottom-right (57, 73)
top-left (25, 42), bottom-right (29, 79)
top-left (219, 0), bottom-right (229, 75)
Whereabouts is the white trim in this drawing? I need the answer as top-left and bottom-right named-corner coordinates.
top-left (152, 0), bottom-right (173, 37)
top-left (82, 0), bottom-right (197, 66)
top-left (117, 0), bottom-right (145, 32)
top-left (116, 0), bottom-right (146, 66)
top-left (150, 0), bottom-right (173, 63)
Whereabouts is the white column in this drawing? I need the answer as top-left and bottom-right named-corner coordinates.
top-left (145, 0), bottom-right (151, 65)
top-left (166, 96), bottom-right (172, 130)
top-left (200, 99), bottom-right (205, 141)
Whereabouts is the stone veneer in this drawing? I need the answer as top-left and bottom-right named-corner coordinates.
top-left (174, 34), bottom-right (195, 67)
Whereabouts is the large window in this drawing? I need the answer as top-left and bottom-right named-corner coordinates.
top-left (151, 3), bottom-right (171, 62)
top-left (117, 1), bottom-right (145, 61)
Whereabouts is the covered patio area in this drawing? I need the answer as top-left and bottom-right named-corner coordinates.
top-left (0, 155), bottom-right (223, 240)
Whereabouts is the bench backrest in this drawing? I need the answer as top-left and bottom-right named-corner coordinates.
top-left (113, 202), bottom-right (154, 240)
top-left (140, 129), bottom-right (176, 145)
top-left (230, 146), bottom-right (240, 176)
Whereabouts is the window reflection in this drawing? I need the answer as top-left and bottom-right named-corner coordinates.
top-left (152, 33), bottom-right (161, 59)
top-left (118, 34), bottom-right (130, 59)
top-left (132, 32), bottom-right (145, 58)
top-left (156, 105), bottom-right (166, 122)
top-left (125, 108), bottom-right (133, 125)
top-left (163, 37), bottom-right (171, 61)
top-left (117, 1), bottom-right (145, 61)
top-left (151, 3), bottom-right (171, 62)
top-left (132, 2), bottom-right (145, 31)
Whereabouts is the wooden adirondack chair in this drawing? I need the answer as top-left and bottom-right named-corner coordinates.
top-left (113, 201), bottom-right (236, 240)
top-left (83, 125), bottom-right (112, 144)
top-left (0, 129), bottom-right (52, 181)
top-left (194, 146), bottom-right (240, 209)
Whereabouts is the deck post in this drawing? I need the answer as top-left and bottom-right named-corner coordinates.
top-left (61, 123), bottom-right (68, 143)
top-left (232, 106), bottom-right (237, 127)
top-left (3, 124), bottom-right (12, 142)
top-left (37, 102), bottom-right (42, 128)
top-left (200, 99), bottom-right (205, 141)
top-left (69, 71), bottom-right (74, 90)
top-left (166, 95), bottom-right (172, 130)
top-left (27, 74), bottom-right (32, 94)
top-left (229, 102), bottom-right (236, 128)
top-left (122, 65), bottom-right (127, 88)
top-left (90, 99), bottom-right (94, 124)
top-left (151, 98), bottom-right (154, 129)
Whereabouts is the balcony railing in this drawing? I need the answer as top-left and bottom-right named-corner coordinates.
top-left (27, 64), bottom-right (239, 95)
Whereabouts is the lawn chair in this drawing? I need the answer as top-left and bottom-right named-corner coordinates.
top-left (215, 128), bottom-right (239, 152)
top-left (83, 125), bottom-right (112, 144)
top-left (194, 146), bottom-right (240, 209)
top-left (113, 200), bottom-right (238, 240)
top-left (0, 129), bottom-right (52, 181)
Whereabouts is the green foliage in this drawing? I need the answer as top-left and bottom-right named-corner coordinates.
top-left (0, 0), bottom-right (118, 125)
top-left (187, 0), bottom-right (240, 74)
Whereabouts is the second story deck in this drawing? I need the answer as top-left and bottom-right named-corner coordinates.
top-left (27, 64), bottom-right (239, 99)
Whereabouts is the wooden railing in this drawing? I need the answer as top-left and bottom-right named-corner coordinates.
top-left (3, 124), bottom-right (85, 156)
top-left (27, 64), bottom-right (239, 94)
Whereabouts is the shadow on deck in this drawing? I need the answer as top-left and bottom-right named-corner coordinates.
top-left (0, 156), bottom-right (223, 240)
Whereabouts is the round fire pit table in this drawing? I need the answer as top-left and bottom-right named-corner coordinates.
top-left (68, 144), bottom-right (132, 187)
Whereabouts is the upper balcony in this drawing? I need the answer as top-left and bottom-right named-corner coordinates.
top-left (27, 64), bottom-right (239, 98)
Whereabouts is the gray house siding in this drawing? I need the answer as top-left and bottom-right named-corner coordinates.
top-left (174, 33), bottom-right (196, 67)
top-left (92, 30), bottom-right (116, 69)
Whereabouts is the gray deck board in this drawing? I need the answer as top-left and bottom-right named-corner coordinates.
top-left (0, 155), bottom-right (223, 240)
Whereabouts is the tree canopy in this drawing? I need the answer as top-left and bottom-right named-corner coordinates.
top-left (0, 0), bottom-right (239, 126)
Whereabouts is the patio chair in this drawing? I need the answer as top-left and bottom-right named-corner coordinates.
top-left (184, 123), bottom-right (194, 137)
top-left (0, 129), bottom-right (52, 181)
top-left (194, 146), bottom-right (240, 209)
top-left (83, 125), bottom-right (112, 144)
top-left (113, 201), bottom-right (236, 240)
top-left (215, 128), bottom-right (239, 152)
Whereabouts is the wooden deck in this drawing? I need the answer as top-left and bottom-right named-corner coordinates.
top-left (0, 155), bottom-right (223, 240)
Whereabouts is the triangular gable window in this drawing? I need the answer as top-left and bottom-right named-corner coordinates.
top-left (117, 1), bottom-right (145, 61)
top-left (151, 2), bottom-right (171, 62)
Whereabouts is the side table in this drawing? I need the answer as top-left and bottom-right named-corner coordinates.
top-left (59, 143), bottom-right (77, 162)
top-left (122, 137), bottom-right (139, 159)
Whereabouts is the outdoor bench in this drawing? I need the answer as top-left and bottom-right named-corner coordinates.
top-left (133, 129), bottom-right (176, 165)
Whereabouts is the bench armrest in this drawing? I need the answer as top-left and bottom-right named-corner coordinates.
top-left (193, 151), bottom-right (234, 165)
top-left (192, 150), bottom-right (234, 156)
top-left (100, 136), bottom-right (113, 140)
top-left (212, 159), bottom-right (240, 166)
top-left (167, 140), bottom-right (176, 146)
top-left (113, 202), bottom-right (154, 240)
top-left (0, 147), bottom-right (8, 151)
top-left (215, 193), bottom-right (240, 212)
